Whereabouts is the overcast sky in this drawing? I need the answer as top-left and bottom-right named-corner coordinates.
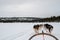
top-left (0, 0), bottom-right (60, 17)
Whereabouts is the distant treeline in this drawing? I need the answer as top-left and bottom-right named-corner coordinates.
top-left (0, 16), bottom-right (60, 23)
top-left (42, 16), bottom-right (60, 22)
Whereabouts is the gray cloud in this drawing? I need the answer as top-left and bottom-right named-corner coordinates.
top-left (0, 0), bottom-right (60, 17)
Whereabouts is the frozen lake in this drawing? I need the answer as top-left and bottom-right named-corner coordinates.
top-left (0, 22), bottom-right (60, 40)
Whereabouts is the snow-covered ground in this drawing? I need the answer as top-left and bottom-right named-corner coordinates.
top-left (0, 22), bottom-right (60, 40)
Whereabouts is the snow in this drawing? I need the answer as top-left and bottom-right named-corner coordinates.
top-left (0, 22), bottom-right (60, 40)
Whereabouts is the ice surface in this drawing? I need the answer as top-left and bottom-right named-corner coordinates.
top-left (0, 22), bottom-right (60, 40)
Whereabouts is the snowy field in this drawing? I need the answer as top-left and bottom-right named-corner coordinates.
top-left (0, 22), bottom-right (60, 40)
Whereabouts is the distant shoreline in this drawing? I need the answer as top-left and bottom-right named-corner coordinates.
top-left (0, 16), bottom-right (60, 23)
